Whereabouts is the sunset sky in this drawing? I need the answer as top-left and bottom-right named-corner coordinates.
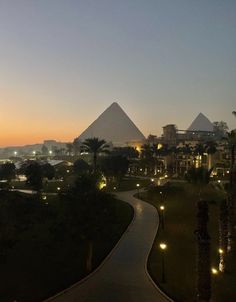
top-left (0, 1), bottom-right (236, 147)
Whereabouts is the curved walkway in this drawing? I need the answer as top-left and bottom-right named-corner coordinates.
top-left (45, 190), bottom-right (173, 302)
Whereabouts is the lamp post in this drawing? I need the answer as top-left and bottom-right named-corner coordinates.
top-left (160, 242), bottom-right (167, 283)
top-left (136, 183), bottom-right (140, 198)
top-left (160, 205), bottom-right (165, 230)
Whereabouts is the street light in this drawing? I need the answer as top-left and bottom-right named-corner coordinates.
top-left (160, 205), bottom-right (165, 230)
top-left (160, 242), bottom-right (167, 283)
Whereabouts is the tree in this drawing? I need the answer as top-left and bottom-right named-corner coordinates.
top-left (73, 159), bottom-right (90, 175)
top-left (195, 200), bottom-right (211, 302)
top-left (82, 138), bottom-right (109, 171)
top-left (213, 121), bottom-right (229, 139)
top-left (101, 155), bottom-right (129, 185)
top-left (187, 167), bottom-right (212, 301)
top-left (140, 144), bottom-right (155, 175)
top-left (64, 175), bottom-right (113, 272)
top-left (111, 147), bottom-right (139, 159)
top-left (186, 167), bottom-right (212, 192)
top-left (42, 163), bottom-right (55, 180)
top-left (182, 143), bottom-right (193, 172)
top-left (205, 141), bottom-right (217, 170)
top-left (0, 163), bottom-right (16, 189)
top-left (225, 130), bottom-right (236, 190)
top-left (193, 144), bottom-right (206, 168)
top-left (25, 162), bottom-right (43, 192)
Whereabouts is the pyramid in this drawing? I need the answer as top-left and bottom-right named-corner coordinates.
top-left (78, 102), bottom-right (146, 144)
top-left (188, 113), bottom-right (213, 132)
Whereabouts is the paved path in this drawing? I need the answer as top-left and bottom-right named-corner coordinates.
top-left (45, 190), bottom-right (173, 302)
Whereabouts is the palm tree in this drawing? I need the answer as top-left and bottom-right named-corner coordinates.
top-left (187, 167), bottom-right (212, 302)
top-left (194, 144), bottom-right (206, 168)
top-left (224, 130), bottom-right (236, 253)
top-left (205, 141), bottom-right (217, 170)
top-left (225, 130), bottom-right (236, 189)
top-left (182, 143), bottom-right (193, 173)
top-left (82, 138), bottom-right (109, 171)
top-left (140, 144), bottom-right (155, 175)
top-left (195, 200), bottom-right (211, 302)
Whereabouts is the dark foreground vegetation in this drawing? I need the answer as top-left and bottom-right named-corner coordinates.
top-left (140, 182), bottom-right (236, 302)
top-left (0, 176), bottom-right (133, 302)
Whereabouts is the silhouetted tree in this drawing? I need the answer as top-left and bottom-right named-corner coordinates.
top-left (64, 175), bottom-right (113, 272)
top-left (42, 163), bottom-right (55, 180)
top-left (195, 200), bottom-right (211, 302)
top-left (218, 199), bottom-right (228, 272)
top-left (82, 138), bottom-right (109, 171)
top-left (25, 162), bottom-right (43, 192)
top-left (101, 155), bottom-right (129, 185)
top-left (73, 159), bottom-right (90, 175)
top-left (0, 163), bottom-right (16, 189)
top-left (205, 141), bottom-right (217, 170)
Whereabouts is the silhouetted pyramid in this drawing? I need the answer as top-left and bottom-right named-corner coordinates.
top-left (78, 102), bottom-right (145, 144)
top-left (188, 113), bottom-right (213, 132)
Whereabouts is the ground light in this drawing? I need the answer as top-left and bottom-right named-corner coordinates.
top-left (211, 267), bottom-right (218, 275)
top-left (160, 242), bottom-right (167, 283)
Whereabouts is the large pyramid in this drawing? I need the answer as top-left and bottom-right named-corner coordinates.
top-left (78, 102), bottom-right (146, 145)
top-left (188, 113), bottom-right (213, 132)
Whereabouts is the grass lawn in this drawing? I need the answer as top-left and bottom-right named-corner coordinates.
top-left (139, 183), bottom-right (236, 302)
top-left (110, 176), bottom-right (152, 192)
top-left (0, 192), bottom-right (133, 302)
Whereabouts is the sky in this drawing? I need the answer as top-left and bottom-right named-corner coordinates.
top-left (0, 0), bottom-right (236, 147)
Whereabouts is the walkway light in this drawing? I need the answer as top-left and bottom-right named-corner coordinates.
top-left (160, 243), bottom-right (167, 250)
top-left (211, 268), bottom-right (218, 275)
top-left (218, 248), bottom-right (224, 254)
top-left (159, 242), bottom-right (167, 283)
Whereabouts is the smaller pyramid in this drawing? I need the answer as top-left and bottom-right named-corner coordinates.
top-left (188, 113), bottom-right (213, 132)
top-left (78, 102), bottom-right (145, 144)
